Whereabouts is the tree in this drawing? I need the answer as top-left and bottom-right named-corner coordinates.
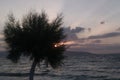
top-left (4, 11), bottom-right (66, 80)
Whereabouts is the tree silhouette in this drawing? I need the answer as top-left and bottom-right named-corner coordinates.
top-left (4, 11), bottom-right (66, 80)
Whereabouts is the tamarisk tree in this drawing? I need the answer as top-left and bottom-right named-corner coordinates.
top-left (4, 11), bottom-right (66, 80)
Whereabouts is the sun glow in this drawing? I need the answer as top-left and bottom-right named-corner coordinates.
top-left (54, 41), bottom-right (75, 48)
top-left (64, 41), bottom-right (75, 45)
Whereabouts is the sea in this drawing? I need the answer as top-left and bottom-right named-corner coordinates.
top-left (0, 51), bottom-right (120, 80)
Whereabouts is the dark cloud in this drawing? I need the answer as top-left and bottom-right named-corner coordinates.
top-left (92, 40), bottom-right (101, 43)
top-left (100, 21), bottom-right (105, 24)
top-left (63, 27), bottom-right (85, 40)
top-left (116, 27), bottom-right (120, 31)
top-left (88, 32), bottom-right (120, 39)
top-left (77, 38), bottom-right (86, 43)
top-left (71, 27), bottom-right (85, 33)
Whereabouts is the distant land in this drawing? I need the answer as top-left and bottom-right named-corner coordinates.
top-left (65, 51), bottom-right (120, 55)
top-left (0, 51), bottom-right (120, 58)
top-left (64, 51), bottom-right (93, 55)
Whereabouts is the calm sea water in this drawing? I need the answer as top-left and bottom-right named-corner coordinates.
top-left (0, 53), bottom-right (120, 80)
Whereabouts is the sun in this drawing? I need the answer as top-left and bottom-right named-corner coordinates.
top-left (54, 42), bottom-right (64, 48)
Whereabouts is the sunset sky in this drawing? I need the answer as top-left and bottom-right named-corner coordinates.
top-left (0, 0), bottom-right (120, 54)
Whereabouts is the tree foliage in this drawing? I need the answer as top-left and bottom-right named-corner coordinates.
top-left (4, 11), bottom-right (66, 69)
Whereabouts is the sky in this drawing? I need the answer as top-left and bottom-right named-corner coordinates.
top-left (0, 0), bottom-right (120, 54)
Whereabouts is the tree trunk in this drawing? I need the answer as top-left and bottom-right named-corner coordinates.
top-left (45, 58), bottom-right (48, 68)
top-left (29, 60), bottom-right (37, 80)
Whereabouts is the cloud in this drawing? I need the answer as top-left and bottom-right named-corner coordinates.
top-left (64, 27), bottom-right (120, 53)
top-left (71, 27), bottom-right (85, 33)
top-left (92, 40), bottom-right (101, 43)
top-left (88, 32), bottom-right (120, 39)
top-left (63, 27), bottom-right (85, 40)
top-left (116, 27), bottom-right (120, 31)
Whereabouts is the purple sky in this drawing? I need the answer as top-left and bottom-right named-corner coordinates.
top-left (0, 0), bottom-right (120, 54)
